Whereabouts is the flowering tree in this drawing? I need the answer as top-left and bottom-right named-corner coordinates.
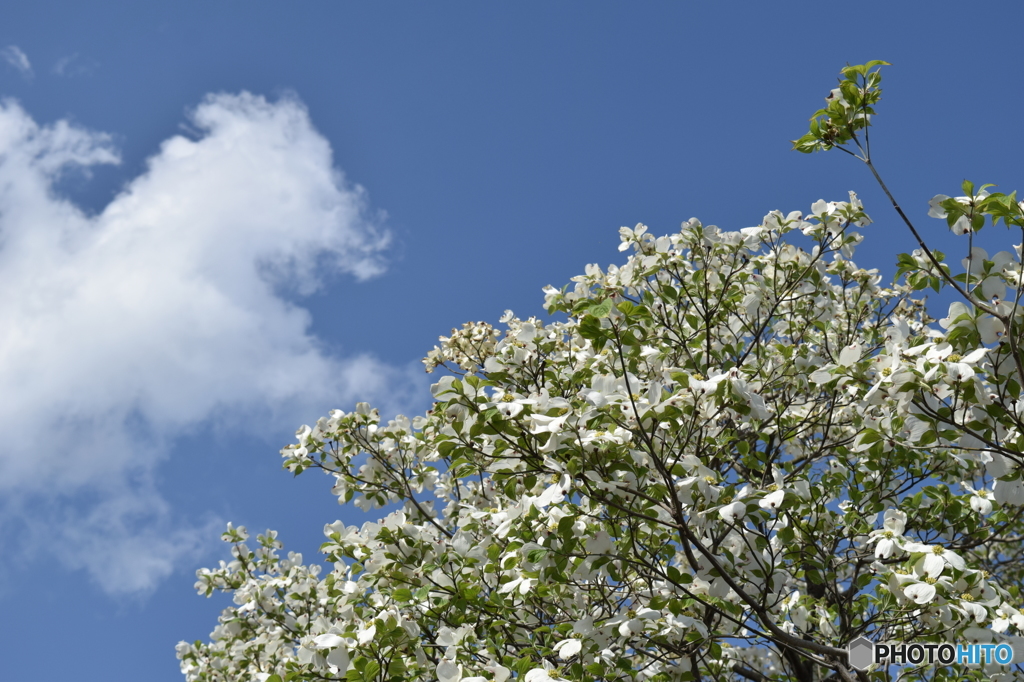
top-left (178, 63), bottom-right (1024, 682)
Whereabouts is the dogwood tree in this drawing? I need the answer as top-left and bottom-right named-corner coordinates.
top-left (178, 62), bottom-right (1024, 682)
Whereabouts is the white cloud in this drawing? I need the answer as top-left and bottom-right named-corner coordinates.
top-left (1, 45), bottom-right (33, 80)
top-left (52, 52), bottom-right (97, 78)
top-left (0, 93), bottom-right (425, 595)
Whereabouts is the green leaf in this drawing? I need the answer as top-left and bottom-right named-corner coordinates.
top-left (527, 548), bottom-right (549, 562)
top-left (387, 659), bottom-right (408, 680)
top-left (577, 314), bottom-right (605, 342)
top-left (589, 299), bottom-right (613, 318)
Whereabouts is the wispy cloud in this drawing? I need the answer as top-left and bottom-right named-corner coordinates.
top-left (1, 45), bottom-right (33, 80)
top-left (52, 52), bottom-right (97, 77)
top-left (0, 94), bottom-right (424, 595)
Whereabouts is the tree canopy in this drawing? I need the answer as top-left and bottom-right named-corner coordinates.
top-left (178, 62), bottom-right (1024, 682)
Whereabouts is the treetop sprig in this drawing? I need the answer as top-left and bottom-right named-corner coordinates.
top-left (792, 60), bottom-right (890, 156)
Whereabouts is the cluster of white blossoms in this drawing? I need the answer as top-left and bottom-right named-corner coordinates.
top-left (424, 322), bottom-right (502, 373)
top-left (179, 192), bottom-right (1024, 681)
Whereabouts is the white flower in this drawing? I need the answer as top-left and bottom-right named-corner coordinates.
top-left (485, 663), bottom-right (511, 682)
top-left (529, 412), bottom-right (569, 435)
top-left (758, 489), bottom-right (785, 513)
top-left (436, 625), bottom-right (471, 647)
top-left (963, 483), bottom-right (994, 515)
top-left (994, 477), bottom-right (1024, 506)
top-left (928, 191), bottom-right (989, 232)
top-left (951, 215), bottom-right (973, 235)
top-left (585, 531), bottom-right (613, 555)
top-left (498, 574), bottom-right (536, 595)
top-left (938, 302), bottom-right (971, 330)
top-left (939, 302), bottom-right (1003, 343)
top-left (993, 604), bottom-right (1024, 633)
top-left (553, 638), bottom-right (582, 660)
top-left (327, 646), bottom-right (349, 671)
top-left (312, 633), bottom-right (344, 649)
top-left (958, 597), bottom-right (988, 624)
top-left (356, 623), bottom-right (376, 645)
top-left (719, 501), bottom-right (747, 524)
top-left (437, 658), bottom-right (462, 682)
top-left (977, 315), bottom-right (1004, 343)
top-left (962, 627), bottom-right (995, 644)
top-left (928, 194), bottom-right (951, 219)
top-left (495, 397), bottom-right (526, 418)
top-left (868, 509), bottom-right (908, 559)
top-left (902, 542), bottom-right (966, 578)
top-left (825, 88), bottom-right (847, 106)
top-left (524, 668), bottom-right (567, 682)
top-left (534, 481), bottom-right (566, 509)
top-left (903, 582), bottom-right (937, 604)
top-left (582, 374), bottom-right (630, 407)
top-left (838, 343), bottom-right (862, 367)
top-left (689, 371), bottom-right (729, 395)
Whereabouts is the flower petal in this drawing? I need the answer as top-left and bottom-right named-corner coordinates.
top-left (904, 582), bottom-right (936, 604)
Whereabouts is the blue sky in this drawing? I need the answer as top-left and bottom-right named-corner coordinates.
top-left (1, 2), bottom-right (1023, 681)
